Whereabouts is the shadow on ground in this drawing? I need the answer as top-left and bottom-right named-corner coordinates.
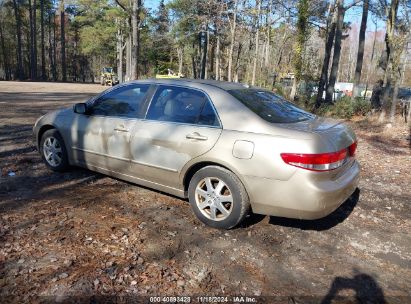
top-left (320, 269), bottom-right (386, 304)
top-left (240, 188), bottom-right (360, 231)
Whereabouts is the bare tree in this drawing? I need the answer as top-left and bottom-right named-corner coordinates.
top-left (379, 0), bottom-right (400, 122)
top-left (29, 0), bottom-right (37, 79)
top-left (200, 29), bottom-right (208, 79)
top-left (325, 1), bottom-right (345, 104)
top-left (130, 0), bottom-right (142, 80)
top-left (0, 16), bottom-right (11, 80)
top-left (61, 0), bottom-right (67, 81)
top-left (227, 0), bottom-right (238, 82)
top-left (316, 0), bottom-right (337, 107)
top-left (290, 0), bottom-right (311, 100)
top-left (352, 0), bottom-right (369, 100)
top-left (251, 0), bottom-right (261, 86)
top-left (116, 19), bottom-right (126, 83)
top-left (40, 0), bottom-right (46, 80)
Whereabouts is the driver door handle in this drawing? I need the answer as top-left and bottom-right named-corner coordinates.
top-left (114, 125), bottom-right (129, 133)
top-left (186, 132), bottom-right (208, 141)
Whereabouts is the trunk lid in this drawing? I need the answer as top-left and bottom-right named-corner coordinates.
top-left (279, 117), bottom-right (356, 151)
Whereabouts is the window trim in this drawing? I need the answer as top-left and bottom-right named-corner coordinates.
top-left (142, 84), bottom-right (222, 128)
top-left (86, 83), bottom-right (154, 119)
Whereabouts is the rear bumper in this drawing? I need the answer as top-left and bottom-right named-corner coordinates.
top-left (245, 160), bottom-right (360, 220)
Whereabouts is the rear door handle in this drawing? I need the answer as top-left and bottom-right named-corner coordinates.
top-left (186, 132), bottom-right (208, 141)
top-left (114, 125), bottom-right (129, 132)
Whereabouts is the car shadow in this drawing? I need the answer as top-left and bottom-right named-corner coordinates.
top-left (239, 188), bottom-right (360, 231)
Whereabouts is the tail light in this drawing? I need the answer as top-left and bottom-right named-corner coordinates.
top-left (348, 141), bottom-right (357, 156)
top-left (281, 141), bottom-right (357, 172)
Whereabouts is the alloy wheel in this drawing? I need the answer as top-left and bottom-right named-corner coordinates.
top-left (195, 177), bottom-right (233, 221)
top-left (43, 136), bottom-right (63, 167)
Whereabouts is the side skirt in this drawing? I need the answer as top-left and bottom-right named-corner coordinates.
top-left (76, 161), bottom-right (186, 199)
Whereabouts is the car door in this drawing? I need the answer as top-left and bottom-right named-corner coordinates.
top-left (129, 85), bottom-right (222, 189)
top-left (72, 84), bottom-right (151, 171)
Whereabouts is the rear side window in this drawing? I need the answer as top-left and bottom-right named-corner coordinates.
top-left (89, 84), bottom-right (150, 118)
top-left (146, 86), bottom-right (219, 126)
top-left (228, 89), bottom-right (315, 123)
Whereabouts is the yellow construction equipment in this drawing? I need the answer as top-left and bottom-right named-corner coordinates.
top-left (155, 69), bottom-right (183, 79)
top-left (100, 67), bottom-right (119, 86)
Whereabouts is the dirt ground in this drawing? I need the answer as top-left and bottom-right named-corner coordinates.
top-left (0, 81), bottom-right (410, 303)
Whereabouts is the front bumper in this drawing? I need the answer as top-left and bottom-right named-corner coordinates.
top-left (244, 160), bottom-right (360, 220)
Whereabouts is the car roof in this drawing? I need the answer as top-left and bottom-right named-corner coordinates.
top-left (130, 78), bottom-right (252, 91)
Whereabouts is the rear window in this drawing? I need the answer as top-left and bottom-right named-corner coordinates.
top-left (228, 89), bottom-right (315, 123)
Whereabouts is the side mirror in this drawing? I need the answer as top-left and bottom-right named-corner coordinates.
top-left (73, 103), bottom-right (87, 114)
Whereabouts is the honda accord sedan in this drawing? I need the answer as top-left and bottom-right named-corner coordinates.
top-left (33, 79), bottom-right (360, 229)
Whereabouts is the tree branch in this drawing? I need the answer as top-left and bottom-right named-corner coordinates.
top-left (345, 0), bottom-right (363, 10)
top-left (115, 0), bottom-right (127, 12)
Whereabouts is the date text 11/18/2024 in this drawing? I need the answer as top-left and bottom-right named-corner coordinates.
top-left (149, 296), bottom-right (258, 303)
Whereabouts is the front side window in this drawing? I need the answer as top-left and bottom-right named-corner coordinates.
top-left (88, 84), bottom-right (150, 118)
top-left (146, 86), bottom-right (219, 126)
top-left (228, 89), bottom-right (315, 123)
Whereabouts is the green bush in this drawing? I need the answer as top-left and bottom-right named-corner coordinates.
top-left (312, 96), bottom-right (371, 119)
top-left (315, 103), bottom-right (333, 117)
top-left (331, 96), bottom-right (354, 119)
top-left (273, 85), bottom-right (286, 98)
top-left (352, 97), bottom-right (372, 116)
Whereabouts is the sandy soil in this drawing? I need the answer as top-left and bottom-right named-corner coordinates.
top-left (0, 81), bottom-right (410, 303)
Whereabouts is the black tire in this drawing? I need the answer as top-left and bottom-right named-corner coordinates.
top-left (40, 129), bottom-right (69, 172)
top-left (188, 166), bottom-right (250, 229)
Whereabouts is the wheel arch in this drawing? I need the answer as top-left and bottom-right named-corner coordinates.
top-left (37, 124), bottom-right (57, 149)
top-left (182, 160), bottom-right (249, 197)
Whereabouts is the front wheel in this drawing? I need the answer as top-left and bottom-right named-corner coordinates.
top-left (188, 166), bottom-right (250, 229)
top-left (40, 129), bottom-right (69, 172)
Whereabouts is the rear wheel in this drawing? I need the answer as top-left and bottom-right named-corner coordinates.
top-left (188, 166), bottom-right (250, 229)
top-left (40, 129), bottom-right (69, 172)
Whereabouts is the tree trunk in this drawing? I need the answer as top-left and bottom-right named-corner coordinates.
top-left (290, 77), bottom-right (298, 100)
top-left (364, 19), bottom-right (377, 99)
top-left (200, 30), bottom-right (207, 79)
top-left (205, 29), bottom-right (209, 79)
top-left (33, 0), bottom-right (37, 79)
top-left (26, 30), bottom-right (31, 76)
top-left (48, 13), bottom-right (53, 80)
top-left (251, 0), bottom-right (261, 86)
top-left (0, 21), bottom-right (10, 80)
top-left (352, 0), bottom-right (368, 100)
top-left (379, 0), bottom-right (400, 123)
top-left (325, 3), bottom-right (345, 104)
top-left (389, 82), bottom-right (400, 123)
top-left (215, 33), bottom-right (220, 80)
top-left (131, 0), bottom-right (141, 80)
top-left (29, 0), bottom-right (35, 79)
top-left (291, 0), bottom-right (310, 101)
top-left (191, 54), bottom-right (197, 79)
top-left (116, 19), bottom-right (123, 83)
top-left (315, 0), bottom-right (337, 108)
top-left (264, 1), bottom-right (272, 67)
top-left (53, 14), bottom-right (57, 81)
top-left (234, 43), bottom-right (242, 82)
top-left (136, 1), bottom-right (141, 80)
top-left (40, 0), bottom-right (46, 80)
top-left (177, 46), bottom-right (183, 75)
top-left (73, 27), bottom-right (79, 82)
top-left (61, 1), bottom-right (67, 82)
top-left (126, 33), bottom-right (131, 81)
top-left (227, 0), bottom-right (238, 82)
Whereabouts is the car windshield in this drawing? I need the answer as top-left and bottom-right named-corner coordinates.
top-left (228, 89), bottom-right (315, 123)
